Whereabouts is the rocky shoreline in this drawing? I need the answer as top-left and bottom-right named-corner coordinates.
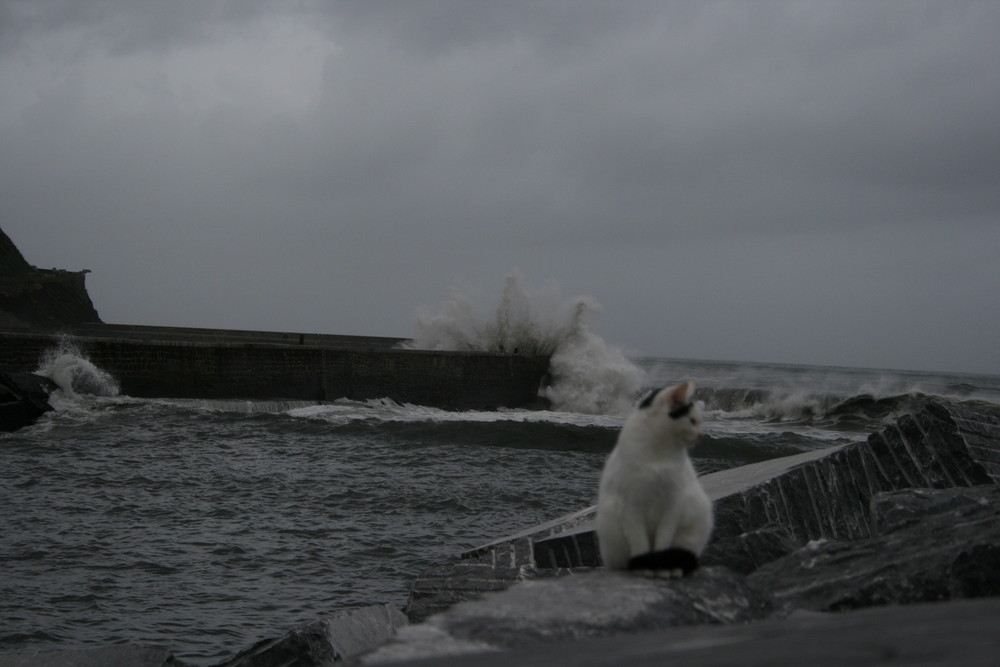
top-left (4, 398), bottom-right (999, 666)
top-left (0, 367), bottom-right (57, 432)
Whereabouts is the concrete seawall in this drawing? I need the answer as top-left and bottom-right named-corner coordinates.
top-left (0, 325), bottom-right (550, 410)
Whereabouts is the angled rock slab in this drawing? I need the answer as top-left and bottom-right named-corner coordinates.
top-left (747, 485), bottom-right (1000, 612)
top-left (706, 400), bottom-right (997, 547)
top-left (368, 567), bottom-right (773, 664)
top-left (700, 524), bottom-right (800, 575)
top-left (217, 603), bottom-right (406, 666)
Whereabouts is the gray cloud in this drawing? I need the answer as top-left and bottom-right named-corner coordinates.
top-left (2, 0), bottom-right (998, 373)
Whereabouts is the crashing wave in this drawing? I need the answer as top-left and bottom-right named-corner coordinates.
top-left (35, 337), bottom-right (120, 399)
top-left (405, 271), bottom-right (646, 415)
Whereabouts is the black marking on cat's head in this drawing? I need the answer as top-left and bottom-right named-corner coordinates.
top-left (638, 383), bottom-right (700, 427)
top-left (668, 402), bottom-right (693, 420)
top-left (638, 388), bottom-right (661, 409)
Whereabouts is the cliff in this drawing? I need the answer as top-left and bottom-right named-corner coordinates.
top-left (0, 227), bottom-right (102, 328)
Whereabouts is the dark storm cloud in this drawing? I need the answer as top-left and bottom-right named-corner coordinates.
top-left (0, 0), bottom-right (280, 54)
top-left (320, 0), bottom-right (672, 57)
top-left (307, 1), bottom-right (1000, 237)
top-left (1, 0), bottom-right (999, 373)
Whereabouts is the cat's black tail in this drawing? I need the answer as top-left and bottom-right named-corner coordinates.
top-left (627, 548), bottom-right (699, 575)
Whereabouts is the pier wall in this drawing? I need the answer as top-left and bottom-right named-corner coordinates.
top-left (0, 327), bottom-right (550, 410)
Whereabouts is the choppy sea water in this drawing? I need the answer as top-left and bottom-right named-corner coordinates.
top-left (3, 352), bottom-right (1000, 663)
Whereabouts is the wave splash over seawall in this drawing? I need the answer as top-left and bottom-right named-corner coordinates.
top-left (34, 338), bottom-right (120, 403)
top-left (404, 271), bottom-right (646, 415)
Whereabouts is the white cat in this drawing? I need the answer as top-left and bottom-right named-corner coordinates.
top-left (596, 381), bottom-right (713, 577)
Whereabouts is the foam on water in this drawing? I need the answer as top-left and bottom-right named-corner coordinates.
top-left (149, 397), bottom-right (320, 415)
top-left (407, 271), bottom-right (646, 415)
top-left (286, 398), bottom-right (624, 429)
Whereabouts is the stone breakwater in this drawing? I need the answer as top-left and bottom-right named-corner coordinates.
top-left (405, 400), bottom-right (1000, 616)
top-left (4, 399), bottom-right (1000, 666)
top-left (0, 324), bottom-right (550, 411)
top-left (360, 398), bottom-right (1000, 664)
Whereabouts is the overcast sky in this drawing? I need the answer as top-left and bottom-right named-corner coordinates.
top-left (2, 1), bottom-right (998, 375)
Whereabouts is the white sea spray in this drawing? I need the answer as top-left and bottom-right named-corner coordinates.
top-left (406, 271), bottom-right (646, 415)
top-left (35, 336), bottom-right (120, 399)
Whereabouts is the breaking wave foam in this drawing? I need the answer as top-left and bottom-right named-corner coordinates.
top-left (35, 338), bottom-right (120, 401)
top-left (406, 271), bottom-right (646, 415)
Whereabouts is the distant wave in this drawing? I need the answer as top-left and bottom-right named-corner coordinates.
top-left (696, 387), bottom-right (798, 416)
top-left (822, 392), bottom-right (932, 422)
top-left (284, 398), bottom-right (622, 452)
top-left (696, 385), bottom-right (972, 431)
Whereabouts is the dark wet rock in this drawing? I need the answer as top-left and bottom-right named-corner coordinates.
top-left (406, 564), bottom-right (530, 624)
top-left (870, 485), bottom-right (1000, 536)
top-left (216, 620), bottom-right (336, 666)
top-left (363, 598), bottom-right (1000, 667)
top-left (747, 485), bottom-right (1000, 613)
top-left (701, 524), bottom-right (800, 574)
top-left (215, 603), bottom-right (407, 666)
top-left (366, 567), bottom-right (774, 663)
top-left (0, 367), bottom-right (56, 432)
top-left (0, 645), bottom-right (192, 666)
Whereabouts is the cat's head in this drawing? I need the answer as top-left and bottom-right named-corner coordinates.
top-left (633, 381), bottom-right (704, 447)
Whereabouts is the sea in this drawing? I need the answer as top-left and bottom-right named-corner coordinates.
top-left (4, 294), bottom-right (1000, 663)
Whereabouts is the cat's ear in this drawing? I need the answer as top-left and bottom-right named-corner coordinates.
top-left (670, 381), bottom-right (695, 405)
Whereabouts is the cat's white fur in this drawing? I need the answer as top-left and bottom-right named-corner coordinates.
top-left (596, 381), bottom-right (713, 574)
